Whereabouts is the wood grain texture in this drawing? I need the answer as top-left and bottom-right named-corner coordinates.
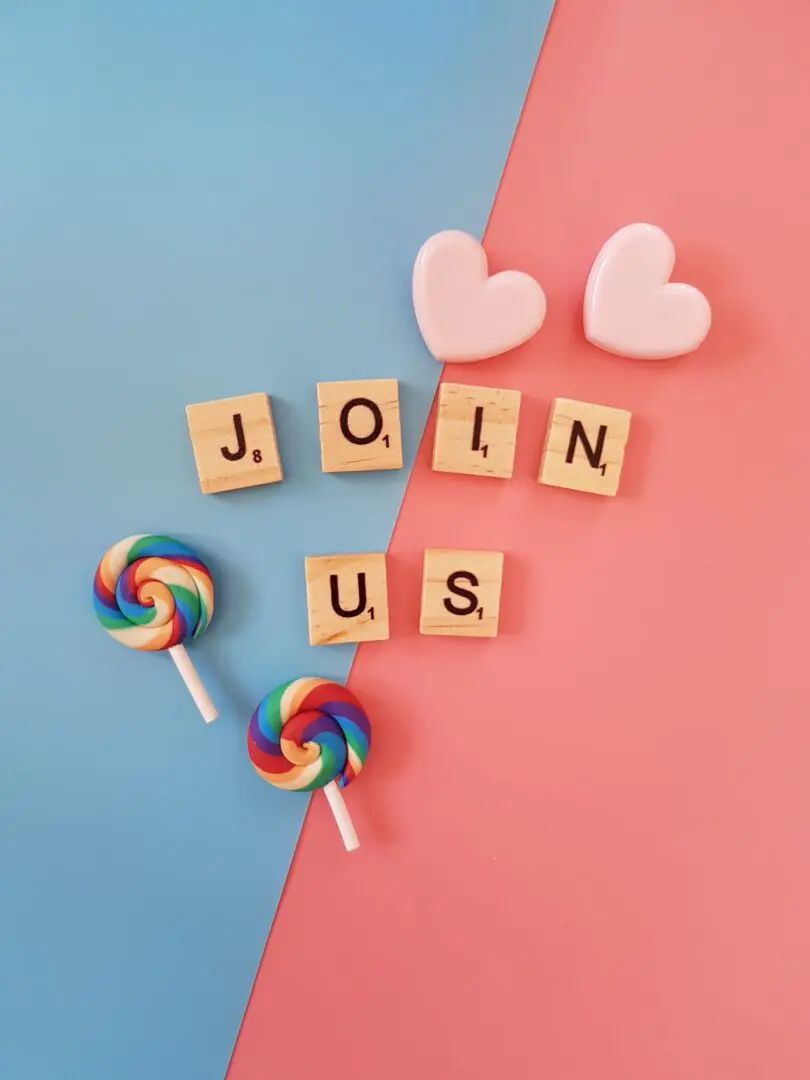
top-left (317, 379), bottom-right (403, 473)
top-left (432, 382), bottom-right (521, 479)
top-left (185, 392), bottom-right (283, 494)
top-left (304, 553), bottom-right (389, 645)
top-left (419, 548), bottom-right (504, 637)
top-left (538, 397), bottom-right (631, 496)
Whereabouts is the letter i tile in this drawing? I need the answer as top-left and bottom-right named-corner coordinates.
top-left (432, 383), bottom-right (521, 479)
top-left (304, 553), bottom-right (389, 645)
top-left (186, 393), bottom-right (283, 494)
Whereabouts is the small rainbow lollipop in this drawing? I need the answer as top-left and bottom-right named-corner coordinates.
top-left (93, 534), bottom-right (218, 723)
top-left (248, 677), bottom-right (371, 851)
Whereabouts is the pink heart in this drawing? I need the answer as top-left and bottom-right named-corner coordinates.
top-left (412, 230), bottom-right (546, 363)
top-left (584, 223), bottom-right (711, 360)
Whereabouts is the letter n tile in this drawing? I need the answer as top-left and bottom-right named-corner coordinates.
top-left (538, 398), bottom-right (631, 496)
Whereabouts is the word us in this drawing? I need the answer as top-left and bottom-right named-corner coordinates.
top-left (186, 378), bottom-right (632, 498)
top-left (306, 549), bottom-right (504, 643)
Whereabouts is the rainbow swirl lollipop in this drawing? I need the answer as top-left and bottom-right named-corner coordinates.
top-left (248, 677), bottom-right (371, 851)
top-left (93, 534), bottom-right (218, 722)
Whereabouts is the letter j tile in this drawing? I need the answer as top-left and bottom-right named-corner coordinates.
top-left (186, 392), bottom-right (283, 494)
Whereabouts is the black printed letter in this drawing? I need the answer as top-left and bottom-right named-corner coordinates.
top-left (221, 413), bottom-right (247, 461)
top-left (443, 571), bottom-right (480, 617)
top-left (566, 420), bottom-right (607, 470)
top-left (329, 573), bottom-right (368, 618)
top-left (339, 398), bottom-right (384, 446)
top-left (471, 406), bottom-right (488, 458)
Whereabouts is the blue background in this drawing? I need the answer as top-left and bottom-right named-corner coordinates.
top-left (0, 3), bottom-right (554, 1077)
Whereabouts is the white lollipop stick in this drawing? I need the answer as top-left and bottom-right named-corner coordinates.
top-left (168, 644), bottom-right (219, 724)
top-left (323, 781), bottom-right (359, 852)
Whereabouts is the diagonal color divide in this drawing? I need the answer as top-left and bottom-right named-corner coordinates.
top-left (228, 2), bottom-right (810, 1079)
top-left (0, 2), bottom-right (556, 1078)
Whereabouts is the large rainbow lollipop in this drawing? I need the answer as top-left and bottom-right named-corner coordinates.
top-left (248, 677), bottom-right (371, 851)
top-left (93, 534), bottom-right (218, 723)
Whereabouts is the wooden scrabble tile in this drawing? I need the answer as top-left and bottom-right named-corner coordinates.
top-left (185, 393), bottom-right (283, 495)
top-left (538, 398), bottom-right (631, 497)
top-left (305, 553), bottom-right (389, 645)
top-left (432, 382), bottom-right (521, 479)
top-left (317, 379), bottom-right (403, 473)
top-left (420, 549), bottom-right (504, 638)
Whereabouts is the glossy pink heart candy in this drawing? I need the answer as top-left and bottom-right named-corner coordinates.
top-left (413, 230), bottom-right (546, 363)
top-left (584, 223), bottom-right (711, 360)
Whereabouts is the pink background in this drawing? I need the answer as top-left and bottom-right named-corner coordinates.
top-left (229, 1), bottom-right (810, 1076)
